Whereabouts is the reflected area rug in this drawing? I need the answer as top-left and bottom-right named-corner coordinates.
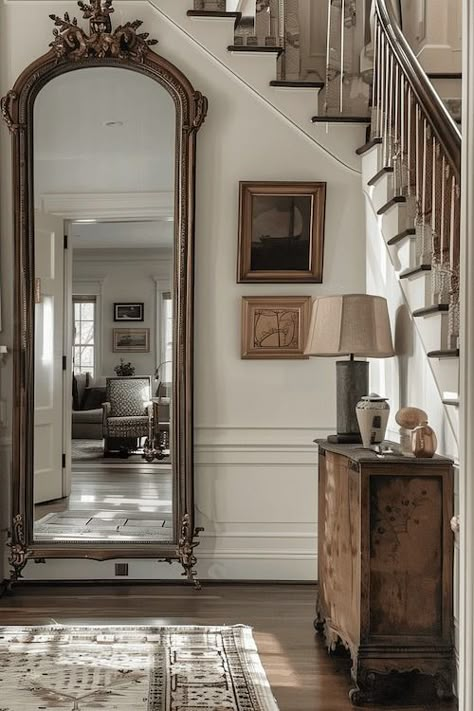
top-left (0, 625), bottom-right (279, 710)
top-left (34, 511), bottom-right (173, 542)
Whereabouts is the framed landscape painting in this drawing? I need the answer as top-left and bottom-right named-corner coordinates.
top-left (237, 181), bottom-right (326, 283)
top-left (241, 296), bottom-right (312, 359)
top-left (113, 328), bottom-right (150, 353)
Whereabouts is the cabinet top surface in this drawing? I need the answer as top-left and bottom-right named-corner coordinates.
top-left (315, 440), bottom-right (454, 466)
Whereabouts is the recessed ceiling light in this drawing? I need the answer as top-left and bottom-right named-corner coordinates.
top-left (73, 219), bottom-right (97, 224)
top-left (104, 120), bottom-right (124, 127)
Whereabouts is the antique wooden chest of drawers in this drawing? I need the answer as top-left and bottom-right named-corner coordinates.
top-left (315, 441), bottom-right (454, 705)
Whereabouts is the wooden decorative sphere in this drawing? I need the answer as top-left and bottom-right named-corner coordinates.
top-left (395, 406), bottom-right (428, 430)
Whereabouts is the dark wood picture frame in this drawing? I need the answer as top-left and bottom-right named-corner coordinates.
top-left (114, 302), bottom-right (144, 322)
top-left (1, 1), bottom-right (207, 584)
top-left (237, 181), bottom-right (326, 283)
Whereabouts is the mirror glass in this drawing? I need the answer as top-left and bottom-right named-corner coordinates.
top-left (32, 67), bottom-right (175, 543)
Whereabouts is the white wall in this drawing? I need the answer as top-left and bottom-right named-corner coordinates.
top-left (73, 248), bottom-right (172, 380)
top-left (0, 0), bottom-right (366, 581)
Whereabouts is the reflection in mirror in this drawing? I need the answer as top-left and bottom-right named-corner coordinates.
top-left (32, 67), bottom-right (175, 543)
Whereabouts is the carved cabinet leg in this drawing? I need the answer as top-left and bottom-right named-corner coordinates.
top-left (434, 670), bottom-right (454, 700)
top-left (349, 669), bottom-right (377, 706)
top-left (314, 589), bottom-right (325, 633)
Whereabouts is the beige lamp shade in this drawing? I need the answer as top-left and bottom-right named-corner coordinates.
top-left (304, 294), bottom-right (394, 358)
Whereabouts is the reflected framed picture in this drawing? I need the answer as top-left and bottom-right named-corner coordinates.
top-left (114, 303), bottom-right (144, 321)
top-left (113, 328), bottom-right (150, 353)
top-left (241, 296), bottom-right (312, 359)
top-left (237, 181), bottom-right (326, 283)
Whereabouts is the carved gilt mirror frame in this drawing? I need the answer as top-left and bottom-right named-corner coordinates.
top-left (1, 1), bottom-right (207, 584)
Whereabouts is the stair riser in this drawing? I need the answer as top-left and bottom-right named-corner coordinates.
top-left (361, 145), bottom-right (381, 186)
top-left (430, 77), bottom-right (462, 101)
top-left (415, 313), bottom-right (449, 353)
top-left (185, 11), bottom-right (238, 51)
top-left (430, 358), bottom-right (460, 399)
top-left (399, 271), bottom-right (432, 312)
top-left (370, 172), bottom-right (394, 213)
top-left (380, 204), bottom-right (408, 242)
top-left (393, 237), bottom-right (416, 272)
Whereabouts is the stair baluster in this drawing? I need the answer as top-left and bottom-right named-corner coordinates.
top-left (371, 0), bottom-right (461, 349)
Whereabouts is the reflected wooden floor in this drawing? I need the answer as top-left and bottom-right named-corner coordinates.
top-left (0, 583), bottom-right (457, 711)
top-left (34, 460), bottom-right (172, 541)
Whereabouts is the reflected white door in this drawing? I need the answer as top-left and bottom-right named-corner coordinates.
top-left (34, 210), bottom-right (65, 504)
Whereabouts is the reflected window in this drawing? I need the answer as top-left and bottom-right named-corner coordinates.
top-left (161, 292), bottom-right (173, 384)
top-left (73, 297), bottom-right (96, 377)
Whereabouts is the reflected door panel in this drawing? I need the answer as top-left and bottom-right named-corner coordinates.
top-left (34, 210), bottom-right (65, 504)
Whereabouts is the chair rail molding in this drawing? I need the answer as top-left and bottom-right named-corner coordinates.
top-left (459, 0), bottom-right (474, 708)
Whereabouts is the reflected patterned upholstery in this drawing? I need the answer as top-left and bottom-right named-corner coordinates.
top-left (102, 376), bottom-right (152, 446)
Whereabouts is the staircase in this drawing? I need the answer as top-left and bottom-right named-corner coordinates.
top-left (184, 0), bottom-right (460, 434)
top-left (363, 0), bottom-right (461, 427)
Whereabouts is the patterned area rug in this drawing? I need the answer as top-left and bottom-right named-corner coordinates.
top-left (0, 625), bottom-right (279, 710)
top-left (34, 511), bottom-right (173, 542)
top-left (71, 440), bottom-right (104, 461)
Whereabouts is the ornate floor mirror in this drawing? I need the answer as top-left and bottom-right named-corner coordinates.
top-left (1, 1), bottom-right (207, 585)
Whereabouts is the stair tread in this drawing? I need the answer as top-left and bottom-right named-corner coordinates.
top-left (399, 264), bottom-right (431, 279)
top-left (387, 228), bottom-right (416, 246)
top-left (271, 80), bottom-right (324, 88)
top-left (356, 137), bottom-right (382, 155)
top-left (377, 195), bottom-right (406, 215)
top-left (413, 304), bottom-right (449, 317)
top-left (228, 44), bottom-right (285, 56)
top-left (187, 10), bottom-right (242, 28)
top-left (368, 167), bottom-right (394, 186)
top-left (187, 10), bottom-right (241, 18)
top-left (312, 115), bottom-right (370, 123)
top-left (427, 72), bottom-right (462, 80)
top-left (427, 349), bottom-right (460, 358)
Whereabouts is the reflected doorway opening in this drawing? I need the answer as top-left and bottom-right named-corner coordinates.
top-left (34, 217), bottom-right (174, 544)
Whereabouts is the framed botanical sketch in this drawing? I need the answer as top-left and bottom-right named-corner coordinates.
top-left (114, 303), bottom-right (144, 321)
top-left (241, 296), bottom-right (312, 359)
top-left (113, 328), bottom-right (150, 353)
top-left (237, 181), bottom-right (326, 283)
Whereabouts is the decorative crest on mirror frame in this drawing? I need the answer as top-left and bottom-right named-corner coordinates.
top-left (1, 0), bottom-right (208, 587)
top-left (49, 0), bottom-right (158, 62)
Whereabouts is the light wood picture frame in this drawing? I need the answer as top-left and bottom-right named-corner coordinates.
top-left (241, 296), bottom-right (312, 359)
top-left (237, 181), bottom-right (326, 283)
top-left (113, 328), bottom-right (150, 353)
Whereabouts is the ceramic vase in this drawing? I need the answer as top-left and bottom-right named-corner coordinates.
top-left (411, 421), bottom-right (437, 458)
top-left (355, 394), bottom-right (390, 448)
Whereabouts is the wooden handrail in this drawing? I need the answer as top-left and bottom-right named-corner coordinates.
top-left (375, 0), bottom-right (461, 180)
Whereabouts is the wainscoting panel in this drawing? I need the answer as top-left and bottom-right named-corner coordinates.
top-left (193, 426), bottom-right (323, 580)
top-left (18, 427), bottom-right (323, 581)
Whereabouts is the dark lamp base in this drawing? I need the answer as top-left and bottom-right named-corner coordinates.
top-left (327, 433), bottom-right (362, 444)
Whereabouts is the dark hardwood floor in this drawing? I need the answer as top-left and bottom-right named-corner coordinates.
top-left (0, 583), bottom-right (457, 710)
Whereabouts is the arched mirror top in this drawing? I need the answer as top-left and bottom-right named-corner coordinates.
top-left (2, 0), bottom-right (207, 586)
top-left (2, 3), bottom-right (207, 134)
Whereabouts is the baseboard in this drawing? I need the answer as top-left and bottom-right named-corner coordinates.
top-left (11, 578), bottom-right (317, 587)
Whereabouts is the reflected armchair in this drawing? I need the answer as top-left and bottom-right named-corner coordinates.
top-left (102, 376), bottom-right (152, 456)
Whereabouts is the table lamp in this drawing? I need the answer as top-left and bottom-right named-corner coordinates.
top-left (304, 294), bottom-right (394, 443)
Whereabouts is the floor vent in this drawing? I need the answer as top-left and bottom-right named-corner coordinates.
top-left (115, 563), bottom-right (129, 576)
